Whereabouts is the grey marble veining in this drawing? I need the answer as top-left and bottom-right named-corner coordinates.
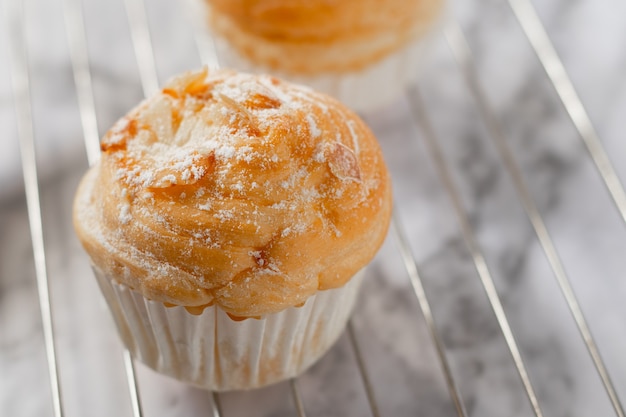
top-left (1, 0), bottom-right (626, 416)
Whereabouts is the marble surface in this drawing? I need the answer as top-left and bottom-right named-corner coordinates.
top-left (1, 0), bottom-right (626, 416)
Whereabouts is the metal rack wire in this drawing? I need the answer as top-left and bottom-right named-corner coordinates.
top-left (3, 0), bottom-right (625, 416)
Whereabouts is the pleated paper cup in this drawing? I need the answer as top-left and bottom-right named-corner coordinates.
top-left (93, 266), bottom-right (364, 391)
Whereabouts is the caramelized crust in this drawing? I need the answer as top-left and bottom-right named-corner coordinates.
top-left (206, 0), bottom-right (444, 74)
top-left (73, 68), bottom-right (392, 317)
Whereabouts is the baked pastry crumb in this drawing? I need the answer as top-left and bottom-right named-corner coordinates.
top-left (74, 68), bottom-right (392, 317)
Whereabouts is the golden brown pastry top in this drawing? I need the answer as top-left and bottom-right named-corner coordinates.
top-left (73, 68), bottom-right (392, 317)
top-left (206, 0), bottom-right (444, 73)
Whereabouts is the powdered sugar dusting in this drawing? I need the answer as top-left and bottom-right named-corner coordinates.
top-left (78, 68), bottom-right (387, 315)
top-left (346, 120), bottom-right (360, 156)
top-left (119, 202), bottom-right (131, 224)
top-left (306, 114), bottom-right (321, 138)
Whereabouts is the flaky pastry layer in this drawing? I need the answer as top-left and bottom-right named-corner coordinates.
top-left (205, 0), bottom-right (444, 74)
top-left (73, 68), bottom-right (392, 317)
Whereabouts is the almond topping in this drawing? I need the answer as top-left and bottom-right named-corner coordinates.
top-left (244, 92), bottom-right (282, 110)
top-left (101, 117), bottom-right (137, 153)
top-left (218, 93), bottom-right (261, 136)
top-left (325, 142), bottom-right (361, 182)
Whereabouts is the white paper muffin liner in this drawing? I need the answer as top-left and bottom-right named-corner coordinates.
top-left (93, 266), bottom-right (364, 391)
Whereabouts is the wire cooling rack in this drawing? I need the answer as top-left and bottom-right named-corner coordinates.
top-left (3, 0), bottom-right (625, 416)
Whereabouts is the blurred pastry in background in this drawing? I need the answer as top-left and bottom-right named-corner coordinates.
top-left (205, 0), bottom-right (445, 111)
